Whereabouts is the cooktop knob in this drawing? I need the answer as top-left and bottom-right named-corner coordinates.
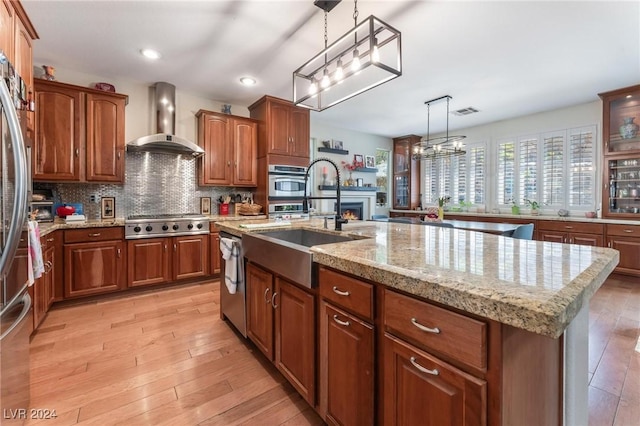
top-left (173, 224), bottom-right (179, 230)
top-left (196, 223), bottom-right (203, 229)
top-left (187, 223), bottom-right (194, 230)
top-left (162, 225), bottom-right (169, 231)
top-left (133, 226), bottom-right (141, 233)
top-left (145, 225), bottom-right (153, 232)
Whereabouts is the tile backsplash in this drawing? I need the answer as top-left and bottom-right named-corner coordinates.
top-left (34, 152), bottom-right (249, 219)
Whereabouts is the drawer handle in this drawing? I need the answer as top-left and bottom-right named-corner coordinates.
top-left (88, 233), bottom-right (101, 237)
top-left (623, 229), bottom-right (634, 233)
top-left (271, 292), bottom-right (278, 309)
top-left (46, 238), bottom-right (54, 242)
top-left (564, 226), bottom-right (573, 229)
top-left (333, 315), bottom-right (350, 327)
top-left (409, 356), bottom-right (439, 376)
top-left (264, 288), bottom-right (271, 304)
top-left (332, 286), bottom-right (350, 296)
top-left (411, 318), bottom-right (440, 334)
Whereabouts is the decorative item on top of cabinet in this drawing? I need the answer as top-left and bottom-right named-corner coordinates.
top-left (248, 95), bottom-right (310, 159)
top-left (392, 135), bottom-right (421, 210)
top-left (599, 84), bottom-right (640, 155)
top-left (196, 110), bottom-right (258, 187)
top-left (33, 79), bottom-right (127, 183)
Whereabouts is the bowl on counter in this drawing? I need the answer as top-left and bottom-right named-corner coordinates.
top-left (584, 211), bottom-right (597, 218)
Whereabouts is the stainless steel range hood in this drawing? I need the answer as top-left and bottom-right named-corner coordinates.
top-left (126, 82), bottom-right (204, 157)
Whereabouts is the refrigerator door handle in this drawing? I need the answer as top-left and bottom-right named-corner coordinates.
top-left (0, 293), bottom-right (31, 341)
top-left (0, 54), bottom-right (28, 277)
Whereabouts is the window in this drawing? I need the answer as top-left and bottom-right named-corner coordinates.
top-left (542, 131), bottom-right (564, 207)
top-left (423, 142), bottom-right (486, 205)
top-left (568, 127), bottom-right (595, 208)
top-left (496, 141), bottom-right (515, 205)
top-left (519, 137), bottom-right (538, 202)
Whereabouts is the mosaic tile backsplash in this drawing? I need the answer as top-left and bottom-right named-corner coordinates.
top-left (34, 152), bottom-right (250, 219)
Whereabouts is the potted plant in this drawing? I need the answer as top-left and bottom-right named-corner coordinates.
top-left (459, 200), bottom-right (473, 212)
top-left (524, 199), bottom-right (540, 215)
top-left (510, 199), bottom-right (520, 215)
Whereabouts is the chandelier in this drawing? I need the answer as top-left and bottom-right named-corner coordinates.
top-left (412, 95), bottom-right (466, 160)
top-left (293, 0), bottom-right (402, 111)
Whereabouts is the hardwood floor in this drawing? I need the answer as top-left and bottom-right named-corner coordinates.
top-left (27, 275), bottom-right (639, 425)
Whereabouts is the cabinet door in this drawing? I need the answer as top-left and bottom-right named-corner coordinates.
top-left (275, 278), bottom-right (315, 405)
top-left (268, 101), bottom-right (291, 155)
top-left (210, 232), bottom-right (220, 275)
top-left (173, 235), bottom-right (209, 280)
top-left (127, 238), bottom-right (171, 287)
top-left (85, 92), bottom-right (125, 182)
top-left (0, 0), bottom-right (14, 63)
top-left (43, 243), bottom-right (55, 311)
top-left (34, 84), bottom-right (82, 181)
top-left (64, 240), bottom-right (125, 298)
top-left (246, 263), bottom-right (274, 360)
top-left (538, 231), bottom-right (566, 244)
top-left (199, 113), bottom-right (231, 185)
top-left (570, 233), bottom-right (603, 247)
top-left (289, 107), bottom-right (310, 158)
top-left (608, 237), bottom-right (640, 276)
top-left (319, 301), bottom-right (374, 426)
top-left (600, 85), bottom-right (640, 155)
top-left (383, 334), bottom-right (487, 426)
top-left (232, 118), bottom-right (257, 186)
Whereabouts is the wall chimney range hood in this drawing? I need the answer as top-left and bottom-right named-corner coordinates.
top-left (126, 82), bottom-right (205, 157)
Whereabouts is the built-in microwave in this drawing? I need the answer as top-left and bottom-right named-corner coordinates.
top-left (268, 164), bottom-right (307, 198)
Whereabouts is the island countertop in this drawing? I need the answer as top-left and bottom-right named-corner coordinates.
top-left (217, 219), bottom-right (619, 338)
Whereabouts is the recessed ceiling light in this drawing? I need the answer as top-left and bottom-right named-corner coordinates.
top-left (239, 77), bottom-right (256, 86)
top-left (140, 48), bottom-right (161, 60)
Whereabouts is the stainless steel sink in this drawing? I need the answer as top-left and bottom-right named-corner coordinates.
top-left (242, 229), bottom-right (354, 288)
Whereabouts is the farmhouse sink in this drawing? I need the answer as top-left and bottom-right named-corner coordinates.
top-left (242, 229), bottom-right (354, 288)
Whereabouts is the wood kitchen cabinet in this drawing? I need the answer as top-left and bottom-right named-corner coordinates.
top-left (537, 220), bottom-right (604, 246)
top-left (392, 135), bottom-right (421, 210)
top-left (245, 262), bottom-right (316, 404)
top-left (318, 267), bottom-right (374, 426)
top-left (33, 233), bottom-right (55, 330)
top-left (210, 223), bottom-right (220, 275)
top-left (606, 223), bottom-right (640, 276)
top-left (63, 227), bottom-right (125, 298)
top-left (127, 234), bottom-right (209, 287)
top-left (196, 110), bottom-right (258, 187)
top-left (34, 79), bottom-right (127, 183)
top-left (249, 95), bottom-right (310, 159)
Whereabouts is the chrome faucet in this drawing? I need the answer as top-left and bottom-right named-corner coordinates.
top-left (302, 158), bottom-right (348, 231)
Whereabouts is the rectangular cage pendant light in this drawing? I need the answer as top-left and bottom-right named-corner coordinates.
top-left (293, 14), bottom-right (402, 111)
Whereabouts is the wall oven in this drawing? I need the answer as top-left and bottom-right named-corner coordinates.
top-left (268, 164), bottom-right (307, 198)
top-left (268, 203), bottom-right (308, 220)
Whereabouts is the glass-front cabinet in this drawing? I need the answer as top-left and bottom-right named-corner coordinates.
top-left (600, 84), bottom-right (640, 155)
top-left (392, 135), bottom-right (421, 210)
top-left (600, 85), bottom-right (640, 218)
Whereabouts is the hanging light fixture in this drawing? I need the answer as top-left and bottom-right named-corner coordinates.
top-left (293, 0), bottom-right (402, 111)
top-left (412, 96), bottom-right (467, 160)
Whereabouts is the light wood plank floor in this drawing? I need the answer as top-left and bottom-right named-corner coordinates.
top-left (27, 275), bottom-right (639, 425)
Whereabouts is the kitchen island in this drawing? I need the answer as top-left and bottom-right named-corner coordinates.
top-left (217, 218), bottom-right (619, 425)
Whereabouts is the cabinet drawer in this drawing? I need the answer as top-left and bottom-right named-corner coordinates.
top-left (64, 227), bottom-right (124, 243)
top-left (319, 267), bottom-right (374, 321)
top-left (537, 220), bottom-right (603, 234)
top-left (607, 223), bottom-right (640, 237)
top-left (384, 290), bottom-right (487, 370)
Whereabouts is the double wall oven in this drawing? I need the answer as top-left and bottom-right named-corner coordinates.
top-left (267, 164), bottom-right (309, 220)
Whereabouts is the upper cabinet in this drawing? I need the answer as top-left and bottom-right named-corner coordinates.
top-left (34, 79), bottom-right (127, 183)
top-left (392, 135), bottom-right (421, 210)
top-left (600, 84), bottom-right (640, 155)
top-left (248, 95), bottom-right (310, 160)
top-left (196, 110), bottom-right (258, 187)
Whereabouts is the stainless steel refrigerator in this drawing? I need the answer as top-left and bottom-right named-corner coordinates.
top-left (0, 50), bottom-right (32, 423)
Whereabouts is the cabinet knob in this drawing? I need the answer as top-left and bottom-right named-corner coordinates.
top-left (117, 248), bottom-right (121, 257)
top-left (75, 148), bottom-right (79, 157)
top-left (46, 238), bottom-right (54, 242)
top-left (409, 356), bottom-right (439, 376)
top-left (227, 161), bottom-right (231, 167)
top-left (608, 242), bottom-right (612, 248)
top-left (117, 152), bottom-right (121, 159)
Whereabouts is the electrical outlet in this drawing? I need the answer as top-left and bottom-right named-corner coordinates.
top-left (90, 195), bottom-right (96, 203)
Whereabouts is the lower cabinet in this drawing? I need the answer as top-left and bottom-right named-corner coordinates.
top-left (210, 224), bottom-right (221, 275)
top-left (127, 234), bottom-right (209, 287)
top-left (537, 220), bottom-right (604, 246)
top-left (606, 223), bottom-right (640, 276)
top-left (246, 262), bottom-right (316, 404)
top-left (63, 227), bottom-right (125, 298)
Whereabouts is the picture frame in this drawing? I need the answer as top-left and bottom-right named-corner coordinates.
top-left (332, 139), bottom-right (343, 150)
top-left (353, 154), bottom-right (364, 168)
top-left (365, 155), bottom-right (375, 169)
top-left (200, 197), bottom-right (212, 215)
top-left (101, 197), bottom-right (115, 219)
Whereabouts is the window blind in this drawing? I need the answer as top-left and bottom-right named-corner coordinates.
top-left (497, 141), bottom-right (515, 205)
top-left (542, 132), bottom-right (565, 206)
top-left (519, 137), bottom-right (538, 203)
top-left (469, 146), bottom-right (485, 204)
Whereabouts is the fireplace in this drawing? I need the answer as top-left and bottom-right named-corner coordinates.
top-left (335, 202), bottom-right (364, 220)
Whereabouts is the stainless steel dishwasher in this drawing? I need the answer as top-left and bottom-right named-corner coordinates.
top-left (219, 232), bottom-right (246, 337)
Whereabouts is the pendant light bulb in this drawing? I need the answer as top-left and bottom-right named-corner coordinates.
top-left (351, 49), bottom-right (361, 72)
top-left (372, 38), bottom-right (380, 63)
top-left (335, 57), bottom-right (344, 83)
top-left (308, 76), bottom-right (318, 96)
top-left (321, 68), bottom-right (331, 89)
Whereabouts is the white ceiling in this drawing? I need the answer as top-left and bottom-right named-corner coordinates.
top-left (23, 0), bottom-right (640, 138)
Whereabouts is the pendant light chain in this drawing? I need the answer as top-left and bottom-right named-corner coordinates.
top-left (324, 10), bottom-right (328, 49)
top-left (353, 0), bottom-right (359, 26)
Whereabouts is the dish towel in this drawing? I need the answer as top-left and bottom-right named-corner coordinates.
top-left (220, 237), bottom-right (243, 294)
top-left (27, 220), bottom-right (44, 286)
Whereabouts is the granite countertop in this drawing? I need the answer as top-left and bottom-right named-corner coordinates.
top-left (217, 218), bottom-right (619, 338)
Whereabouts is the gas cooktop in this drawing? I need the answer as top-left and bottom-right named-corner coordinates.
top-left (125, 214), bottom-right (209, 239)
